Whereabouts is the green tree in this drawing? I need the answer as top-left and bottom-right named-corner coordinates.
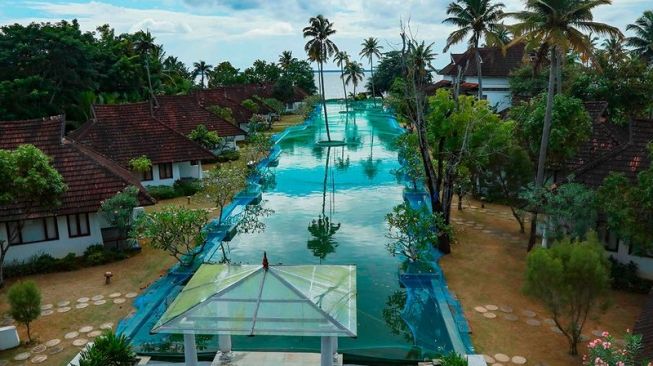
top-left (343, 61), bottom-right (365, 97)
top-left (128, 155), bottom-right (152, 174)
top-left (241, 98), bottom-right (259, 113)
top-left (7, 281), bottom-right (41, 343)
top-left (243, 59), bottom-right (281, 84)
top-left (208, 61), bottom-right (245, 87)
top-left (393, 133), bottom-right (425, 191)
top-left (133, 30), bottom-right (157, 99)
top-left (524, 233), bottom-right (610, 355)
top-left (192, 60), bottom-right (212, 89)
top-left (367, 51), bottom-right (404, 96)
top-left (0, 145), bottom-right (67, 287)
top-left (100, 186), bottom-right (140, 246)
top-left (443, 0), bottom-right (506, 99)
top-left (188, 124), bottom-right (224, 150)
top-left (78, 331), bottom-right (137, 366)
top-left (626, 11), bottom-right (653, 64)
top-left (131, 205), bottom-right (209, 266)
top-left (385, 203), bottom-right (448, 263)
top-left (333, 51), bottom-right (350, 108)
top-left (360, 37), bottom-right (383, 100)
top-left (303, 14), bottom-right (339, 142)
top-left (508, 0), bottom-right (622, 250)
top-left (278, 50), bottom-right (295, 72)
top-left (199, 166), bottom-right (247, 226)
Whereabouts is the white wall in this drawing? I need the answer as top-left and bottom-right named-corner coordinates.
top-left (611, 242), bottom-right (653, 280)
top-left (440, 75), bottom-right (512, 112)
top-left (177, 161), bottom-right (203, 180)
top-left (141, 162), bottom-right (193, 187)
top-left (0, 213), bottom-right (104, 263)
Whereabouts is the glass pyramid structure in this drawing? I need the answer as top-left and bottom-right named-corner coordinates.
top-left (152, 264), bottom-right (357, 337)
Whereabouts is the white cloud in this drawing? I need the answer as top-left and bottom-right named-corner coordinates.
top-left (130, 18), bottom-right (192, 34)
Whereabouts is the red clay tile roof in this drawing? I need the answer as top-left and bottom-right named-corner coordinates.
top-left (153, 95), bottom-right (246, 137)
top-left (439, 44), bottom-right (526, 78)
top-left (634, 290), bottom-right (653, 363)
top-left (425, 80), bottom-right (479, 94)
top-left (0, 116), bottom-right (154, 221)
top-left (71, 102), bottom-right (215, 167)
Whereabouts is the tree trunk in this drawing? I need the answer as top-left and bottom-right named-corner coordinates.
top-left (26, 323), bottom-right (32, 343)
top-left (0, 240), bottom-right (7, 288)
top-left (528, 47), bottom-right (557, 251)
top-left (319, 62), bottom-right (332, 141)
top-left (341, 65), bottom-right (348, 112)
top-left (475, 47), bottom-right (483, 100)
top-left (370, 56), bottom-right (376, 105)
top-left (457, 193), bottom-right (463, 210)
top-left (556, 49), bottom-right (562, 95)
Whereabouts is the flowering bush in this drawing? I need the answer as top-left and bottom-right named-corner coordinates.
top-left (583, 330), bottom-right (648, 366)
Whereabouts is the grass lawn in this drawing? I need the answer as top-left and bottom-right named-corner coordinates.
top-left (0, 246), bottom-right (175, 365)
top-left (270, 114), bottom-right (304, 133)
top-left (441, 198), bottom-right (647, 365)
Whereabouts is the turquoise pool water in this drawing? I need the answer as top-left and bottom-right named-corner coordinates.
top-left (121, 100), bottom-right (468, 364)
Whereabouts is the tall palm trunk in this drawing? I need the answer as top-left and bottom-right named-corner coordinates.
top-left (369, 56), bottom-right (376, 104)
top-left (201, 72), bottom-right (205, 89)
top-left (555, 49), bottom-right (562, 94)
top-left (319, 61), bottom-right (332, 141)
top-left (474, 44), bottom-right (483, 100)
top-left (528, 47), bottom-right (557, 251)
top-left (340, 65), bottom-right (348, 112)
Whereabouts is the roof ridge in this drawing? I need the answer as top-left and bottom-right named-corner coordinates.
top-left (569, 143), bottom-right (632, 181)
top-left (149, 114), bottom-right (218, 157)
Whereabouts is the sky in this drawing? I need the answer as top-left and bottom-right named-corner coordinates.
top-left (0, 0), bottom-right (650, 70)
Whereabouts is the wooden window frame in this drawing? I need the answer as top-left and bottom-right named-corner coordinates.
top-left (159, 163), bottom-right (173, 180)
top-left (5, 217), bottom-right (59, 245)
top-left (67, 213), bottom-right (91, 238)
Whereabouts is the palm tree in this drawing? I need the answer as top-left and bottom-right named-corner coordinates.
top-left (192, 61), bottom-right (212, 89)
top-left (333, 51), bottom-right (350, 110)
top-left (360, 37), bottom-right (383, 101)
top-left (601, 36), bottom-right (626, 64)
top-left (626, 10), bottom-right (653, 64)
top-left (509, 1), bottom-right (622, 257)
top-left (343, 61), bottom-right (365, 97)
top-left (278, 50), bottom-right (295, 71)
top-left (442, 0), bottom-right (506, 99)
top-left (304, 15), bottom-right (339, 142)
top-left (133, 30), bottom-right (156, 98)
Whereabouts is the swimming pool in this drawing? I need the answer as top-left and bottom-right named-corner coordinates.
top-left (119, 100), bottom-right (471, 364)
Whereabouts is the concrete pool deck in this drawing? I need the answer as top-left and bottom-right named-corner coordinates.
top-left (145, 351), bottom-right (344, 365)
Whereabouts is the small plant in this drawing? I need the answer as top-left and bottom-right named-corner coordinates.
top-left (129, 155), bottom-right (151, 173)
top-left (100, 186), bottom-right (140, 245)
top-left (440, 352), bottom-right (468, 366)
top-left (78, 331), bottom-right (137, 366)
top-left (207, 105), bottom-right (235, 123)
top-left (188, 124), bottom-right (224, 150)
top-left (583, 330), bottom-right (647, 366)
top-left (241, 98), bottom-right (259, 113)
top-left (7, 281), bottom-right (41, 343)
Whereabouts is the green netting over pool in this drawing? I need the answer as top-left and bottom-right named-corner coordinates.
top-left (153, 264), bottom-right (357, 337)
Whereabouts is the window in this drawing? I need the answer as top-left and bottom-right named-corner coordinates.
top-left (67, 213), bottom-right (90, 238)
top-left (138, 166), bottom-right (153, 181)
top-left (190, 160), bottom-right (198, 166)
top-left (159, 163), bottom-right (173, 179)
top-left (6, 217), bottom-right (59, 245)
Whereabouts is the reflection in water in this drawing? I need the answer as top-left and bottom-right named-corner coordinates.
top-left (307, 146), bottom-right (341, 261)
top-left (362, 129), bottom-right (382, 180)
top-left (382, 290), bottom-right (421, 359)
top-left (335, 147), bottom-right (350, 171)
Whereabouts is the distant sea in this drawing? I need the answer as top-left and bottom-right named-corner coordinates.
top-left (314, 70), bottom-right (370, 100)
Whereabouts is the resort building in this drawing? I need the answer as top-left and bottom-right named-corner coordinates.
top-left (438, 44), bottom-right (526, 112)
top-left (0, 116), bottom-right (154, 263)
top-left (70, 103), bottom-right (216, 187)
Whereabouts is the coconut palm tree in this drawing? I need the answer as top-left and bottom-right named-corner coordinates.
top-left (133, 30), bottom-right (156, 98)
top-left (442, 0), bottom-right (506, 99)
top-left (333, 51), bottom-right (350, 110)
top-left (343, 61), bottom-right (365, 97)
top-left (360, 37), bottom-right (383, 101)
top-left (509, 0), bottom-right (622, 253)
top-left (304, 15), bottom-right (339, 142)
top-left (626, 10), bottom-right (653, 64)
top-left (192, 61), bottom-right (212, 89)
top-left (278, 50), bottom-right (295, 71)
top-left (601, 36), bottom-right (626, 64)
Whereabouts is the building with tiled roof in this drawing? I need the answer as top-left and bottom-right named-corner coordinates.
top-left (71, 102), bottom-right (216, 187)
top-left (0, 115), bottom-right (154, 262)
top-left (438, 44), bottom-right (526, 112)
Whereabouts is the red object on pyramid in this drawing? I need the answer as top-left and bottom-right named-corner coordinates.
top-left (262, 251), bottom-right (269, 271)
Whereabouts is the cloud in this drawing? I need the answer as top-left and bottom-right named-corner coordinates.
top-left (130, 18), bottom-right (192, 34)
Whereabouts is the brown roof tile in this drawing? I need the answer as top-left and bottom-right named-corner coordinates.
top-left (439, 44), bottom-right (526, 78)
top-left (0, 116), bottom-right (154, 221)
top-left (153, 95), bottom-right (246, 137)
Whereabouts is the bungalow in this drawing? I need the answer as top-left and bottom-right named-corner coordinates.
top-left (0, 116), bottom-right (154, 263)
top-left (563, 102), bottom-right (653, 279)
top-left (70, 102), bottom-right (216, 187)
top-left (438, 44), bottom-right (526, 112)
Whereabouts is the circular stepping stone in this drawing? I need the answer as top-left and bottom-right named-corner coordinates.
top-left (31, 344), bottom-right (46, 354)
top-left (41, 310), bottom-right (54, 316)
top-left (14, 352), bottom-right (30, 361)
top-left (495, 354), bottom-right (511, 363)
top-left (93, 300), bottom-right (106, 305)
top-left (492, 363), bottom-right (504, 366)
top-left (550, 326), bottom-right (563, 334)
top-left (100, 322), bottom-right (113, 330)
top-left (88, 330), bottom-right (102, 338)
top-left (64, 331), bottom-right (79, 339)
top-left (483, 230), bottom-right (494, 234)
top-left (91, 295), bottom-right (104, 301)
top-left (512, 356), bottom-right (527, 365)
top-left (125, 292), bottom-right (138, 298)
top-left (30, 355), bottom-right (47, 364)
top-left (48, 345), bottom-right (64, 355)
top-left (526, 319), bottom-right (541, 326)
top-left (109, 292), bottom-right (122, 298)
top-left (521, 310), bottom-right (536, 318)
top-left (483, 355), bottom-right (496, 364)
top-left (57, 300), bottom-right (70, 307)
top-left (75, 303), bottom-right (89, 309)
top-left (483, 312), bottom-right (497, 319)
top-left (543, 318), bottom-right (556, 325)
top-left (77, 297), bottom-right (89, 303)
top-left (474, 306), bottom-right (488, 313)
top-left (44, 339), bottom-right (60, 348)
top-left (592, 330), bottom-right (605, 337)
top-left (499, 306), bottom-right (513, 313)
top-left (57, 306), bottom-right (71, 313)
top-left (72, 339), bottom-right (88, 347)
top-left (113, 298), bottom-right (126, 304)
top-left (79, 326), bottom-right (93, 333)
top-left (485, 305), bottom-right (499, 311)
top-left (40, 304), bottom-right (53, 310)
top-left (503, 314), bottom-right (519, 321)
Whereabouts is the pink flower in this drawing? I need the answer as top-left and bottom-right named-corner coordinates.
top-left (602, 341), bottom-right (611, 349)
top-left (602, 331), bottom-right (610, 338)
top-left (617, 362), bottom-right (625, 366)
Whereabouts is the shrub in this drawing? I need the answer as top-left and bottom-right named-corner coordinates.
top-left (58, 252), bottom-right (80, 271)
top-left (173, 179), bottom-right (201, 197)
top-left (128, 155), bottom-right (151, 173)
top-left (8, 281), bottom-right (41, 343)
top-left (147, 185), bottom-right (177, 200)
top-left (241, 98), bottom-right (259, 113)
top-left (216, 150), bottom-right (240, 162)
top-left (78, 331), bottom-right (137, 366)
top-left (609, 257), bottom-right (653, 294)
top-left (583, 331), bottom-right (644, 366)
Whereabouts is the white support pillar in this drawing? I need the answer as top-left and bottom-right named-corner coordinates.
top-left (218, 334), bottom-right (232, 361)
top-left (321, 336), bottom-right (334, 366)
top-left (331, 337), bottom-right (338, 363)
top-left (183, 333), bottom-right (198, 366)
